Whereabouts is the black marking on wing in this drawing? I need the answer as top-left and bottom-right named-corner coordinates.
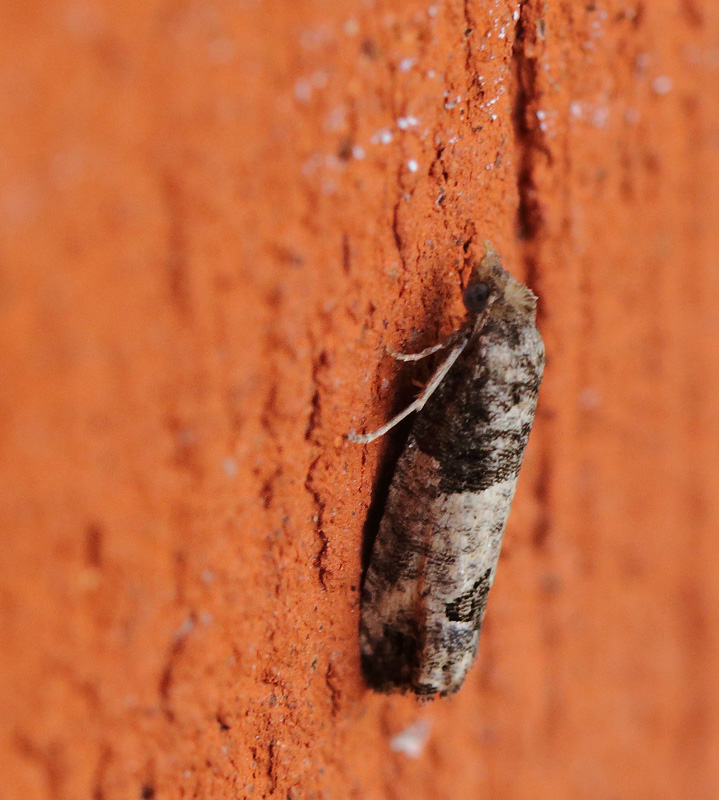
top-left (444, 568), bottom-right (492, 630)
top-left (411, 319), bottom-right (543, 494)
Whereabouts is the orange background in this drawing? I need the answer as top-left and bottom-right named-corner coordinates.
top-left (2, 1), bottom-right (719, 798)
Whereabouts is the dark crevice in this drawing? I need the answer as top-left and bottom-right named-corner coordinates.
top-left (304, 390), bottom-right (321, 441)
top-left (391, 199), bottom-right (409, 274)
top-left (259, 467), bottom-right (281, 509)
top-left (257, 384), bottom-right (284, 510)
top-left (267, 740), bottom-right (278, 793)
top-left (512, 2), bottom-right (553, 549)
top-left (325, 662), bottom-right (341, 716)
top-left (305, 455), bottom-right (329, 590)
top-left (462, 0), bottom-right (475, 80)
top-left (85, 521), bottom-right (103, 567)
top-left (679, 0), bottom-right (703, 27)
top-left (160, 171), bottom-right (191, 319)
top-left (303, 340), bottom-right (332, 588)
top-left (90, 743), bottom-right (111, 800)
top-left (14, 733), bottom-right (63, 800)
top-left (512, 6), bottom-right (545, 242)
top-left (341, 232), bottom-right (352, 274)
top-left (304, 349), bottom-right (328, 443)
top-left (158, 613), bottom-right (195, 721)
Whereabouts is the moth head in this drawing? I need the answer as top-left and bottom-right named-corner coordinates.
top-left (464, 240), bottom-right (538, 320)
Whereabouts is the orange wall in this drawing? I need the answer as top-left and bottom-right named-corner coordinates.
top-left (2, 1), bottom-right (719, 798)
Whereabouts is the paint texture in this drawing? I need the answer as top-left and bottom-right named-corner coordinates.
top-left (2, 1), bottom-right (719, 798)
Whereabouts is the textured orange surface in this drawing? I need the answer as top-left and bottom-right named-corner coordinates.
top-left (2, 1), bottom-right (719, 798)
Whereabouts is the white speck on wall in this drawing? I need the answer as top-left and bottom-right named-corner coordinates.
top-left (324, 107), bottom-right (346, 132)
top-left (173, 616), bottom-right (195, 642)
top-left (64, 2), bottom-right (106, 37)
top-left (299, 25), bottom-right (333, 51)
top-left (223, 457), bottom-right (238, 477)
top-left (428, 5), bottom-right (438, 17)
top-left (351, 145), bottom-right (366, 160)
top-left (324, 154), bottom-right (341, 170)
top-left (652, 75), bottom-right (673, 95)
top-left (397, 116), bottom-right (419, 130)
top-left (390, 720), bottom-right (431, 758)
top-left (536, 109), bottom-right (546, 120)
top-left (321, 178), bottom-right (338, 195)
top-left (592, 106), bottom-right (609, 128)
top-left (407, 159), bottom-right (418, 172)
top-left (399, 57), bottom-right (416, 72)
top-left (311, 71), bottom-right (328, 88)
top-left (513, 9), bottom-right (520, 21)
top-left (301, 153), bottom-right (323, 176)
top-left (343, 18), bottom-right (359, 36)
top-left (371, 129), bottom-right (394, 145)
top-left (570, 101), bottom-right (582, 118)
top-left (295, 80), bottom-right (312, 102)
top-left (579, 387), bottom-right (601, 410)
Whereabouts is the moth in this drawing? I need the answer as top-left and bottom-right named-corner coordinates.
top-left (349, 242), bottom-right (545, 697)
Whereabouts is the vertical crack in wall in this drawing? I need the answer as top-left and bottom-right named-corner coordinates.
top-left (462, 0), bottom-right (476, 80)
top-left (158, 614), bottom-right (195, 722)
top-left (305, 454), bottom-right (329, 590)
top-left (90, 743), bottom-right (111, 800)
top-left (391, 198), bottom-right (410, 275)
top-left (512, 2), bottom-right (547, 246)
top-left (267, 739), bottom-right (278, 794)
top-left (511, 2), bottom-right (553, 548)
top-left (160, 171), bottom-right (191, 320)
top-left (304, 345), bottom-right (331, 590)
top-left (14, 733), bottom-right (64, 800)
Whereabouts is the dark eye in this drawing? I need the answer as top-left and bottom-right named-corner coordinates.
top-left (463, 282), bottom-right (490, 314)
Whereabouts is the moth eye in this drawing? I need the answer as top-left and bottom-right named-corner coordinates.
top-left (463, 282), bottom-right (490, 314)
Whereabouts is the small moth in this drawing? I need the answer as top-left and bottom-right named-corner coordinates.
top-left (349, 242), bottom-right (545, 697)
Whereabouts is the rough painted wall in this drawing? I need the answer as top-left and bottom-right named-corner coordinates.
top-left (2, 1), bottom-right (719, 798)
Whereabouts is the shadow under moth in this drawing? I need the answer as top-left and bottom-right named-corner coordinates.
top-left (349, 242), bottom-right (545, 697)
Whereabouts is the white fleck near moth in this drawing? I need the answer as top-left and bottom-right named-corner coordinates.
top-left (349, 242), bottom-right (545, 697)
